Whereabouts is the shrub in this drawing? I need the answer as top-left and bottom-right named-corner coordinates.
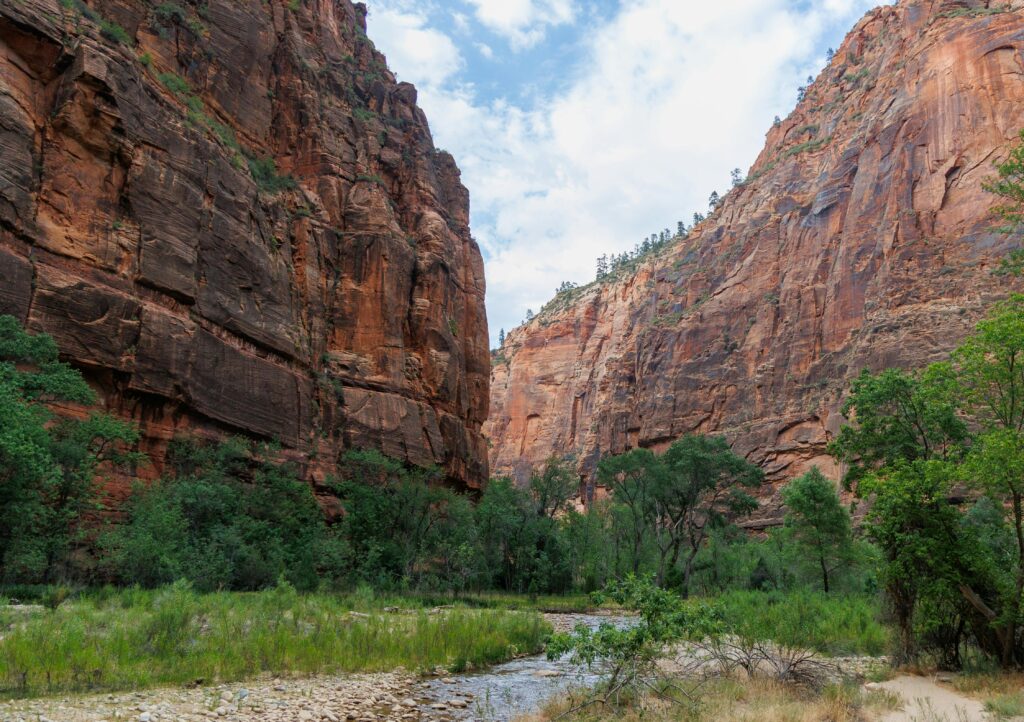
top-left (0, 316), bottom-right (139, 585)
top-left (248, 156), bottom-right (297, 193)
top-left (157, 71), bottom-right (191, 96)
top-left (547, 576), bottom-right (723, 709)
top-left (102, 437), bottom-right (325, 591)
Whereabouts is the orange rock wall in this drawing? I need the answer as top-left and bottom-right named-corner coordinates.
top-left (485, 0), bottom-right (1024, 525)
top-left (0, 0), bottom-right (489, 496)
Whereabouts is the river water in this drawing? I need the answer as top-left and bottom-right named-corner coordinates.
top-left (413, 613), bottom-right (633, 722)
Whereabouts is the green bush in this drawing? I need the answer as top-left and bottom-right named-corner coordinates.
top-left (0, 316), bottom-right (138, 585)
top-left (247, 156), bottom-right (297, 193)
top-left (547, 576), bottom-right (722, 706)
top-left (103, 437), bottom-right (324, 591)
top-left (716, 589), bottom-right (889, 656)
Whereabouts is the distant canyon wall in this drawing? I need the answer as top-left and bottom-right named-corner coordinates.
top-left (485, 0), bottom-right (1024, 525)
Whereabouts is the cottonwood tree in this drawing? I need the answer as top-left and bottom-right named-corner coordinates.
top-left (955, 295), bottom-right (1024, 666)
top-left (828, 364), bottom-right (967, 487)
top-left (530, 456), bottom-right (579, 519)
top-left (598, 449), bottom-right (660, 576)
top-left (655, 436), bottom-right (762, 594)
top-left (598, 436), bottom-right (762, 593)
top-left (833, 297), bottom-right (1024, 667)
top-left (859, 460), bottom-right (966, 666)
top-left (829, 364), bottom-right (968, 663)
top-left (781, 467), bottom-right (852, 593)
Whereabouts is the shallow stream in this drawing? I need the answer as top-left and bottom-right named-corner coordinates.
top-left (413, 613), bottom-right (633, 721)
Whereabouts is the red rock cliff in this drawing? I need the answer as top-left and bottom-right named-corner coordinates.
top-left (0, 0), bottom-right (489, 492)
top-left (485, 0), bottom-right (1024, 524)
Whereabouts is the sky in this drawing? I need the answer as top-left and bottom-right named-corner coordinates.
top-left (362, 0), bottom-right (890, 346)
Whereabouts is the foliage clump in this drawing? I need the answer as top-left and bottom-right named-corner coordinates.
top-left (248, 156), bottom-right (298, 193)
top-left (831, 296), bottom-right (1024, 668)
top-left (0, 316), bottom-right (138, 585)
top-left (547, 576), bottom-right (723, 710)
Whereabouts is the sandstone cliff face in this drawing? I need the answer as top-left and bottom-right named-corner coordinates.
top-left (486, 0), bottom-right (1024, 524)
top-left (0, 0), bottom-right (489, 493)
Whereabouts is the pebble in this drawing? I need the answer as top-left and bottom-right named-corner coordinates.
top-left (8, 673), bottom-right (428, 722)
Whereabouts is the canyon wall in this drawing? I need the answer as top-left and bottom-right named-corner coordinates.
top-left (486, 0), bottom-right (1024, 525)
top-left (0, 0), bottom-right (489, 495)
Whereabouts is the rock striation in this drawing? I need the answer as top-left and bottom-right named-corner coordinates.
top-left (485, 0), bottom-right (1024, 524)
top-left (0, 0), bottom-right (489, 492)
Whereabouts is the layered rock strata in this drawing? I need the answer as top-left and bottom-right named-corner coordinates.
top-left (0, 0), bottom-right (489, 494)
top-left (486, 0), bottom-right (1024, 524)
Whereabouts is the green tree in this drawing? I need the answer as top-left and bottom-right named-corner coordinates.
top-left (656, 436), bottom-right (762, 593)
top-left (954, 295), bottom-right (1024, 666)
top-left (828, 364), bottom-right (967, 486)
top-left (781, 467), bottom-right (852, 593)
top-left (106, 437), bottom-right (324, 591)
top-left (598, 436), bottom-right (762, 592)
top-left (564, 502), bottom-right (614, 592)
top-left (0, 315), bottom-right (138, 583)
top-left (530, 456), bottom-right (578, 519)
top-left (476, 477), bottom-right (534, 591)
top-left (598, 449), bottom-right (659, 576)
top-left (859, 460), bottom-right (965, 665)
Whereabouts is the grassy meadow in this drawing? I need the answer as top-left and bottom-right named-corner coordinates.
top-left (0, 582), bottom-right (550, 698)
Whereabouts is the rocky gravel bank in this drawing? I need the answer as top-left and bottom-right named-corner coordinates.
top-left (0, 673), bottom-right (482, 722)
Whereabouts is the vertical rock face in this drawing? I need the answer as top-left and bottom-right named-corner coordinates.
top-left (486, 0), bottom-right (1024, 522)
top-left (0, 0), bottom-right (489, 492)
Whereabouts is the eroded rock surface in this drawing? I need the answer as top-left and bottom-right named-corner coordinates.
top-left (0, 0), bottom-right (489, 491)
top-left (486, 0), bottom-right (1024, 523)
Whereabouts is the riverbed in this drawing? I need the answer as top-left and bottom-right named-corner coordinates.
top-left (411, 613), bottom-right (633, 722)
top-left (0, 613), bottom-right (630, 722)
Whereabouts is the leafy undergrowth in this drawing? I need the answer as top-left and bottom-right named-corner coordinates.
top-left (714, 590), bottom-right (890, 657)
top-left (518, 677), bottom-right (901, 722)
top-left (0, 582), bottom-right (549, 698)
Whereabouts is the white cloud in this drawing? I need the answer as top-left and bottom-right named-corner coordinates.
top-left (451, 11), bottom-right (471, 33)
top-left (363, 5), bottom-right (462, 89)
top-left (366, 0), bottom-right (888, 344)
top-left (465, 0), bottom-right (576, 50)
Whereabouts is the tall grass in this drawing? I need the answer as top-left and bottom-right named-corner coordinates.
top-left (714, 589), bottom-right (889, 656)
top-left (0, 582), bottom-right (549, 698)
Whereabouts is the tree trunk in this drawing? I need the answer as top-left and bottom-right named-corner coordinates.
top-left (890, 580), bottom-right (917, 666)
